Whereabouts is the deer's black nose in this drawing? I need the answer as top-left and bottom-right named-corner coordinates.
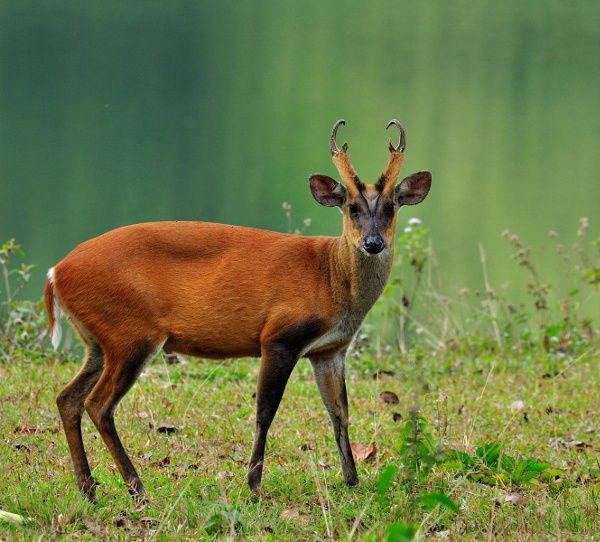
top-left (363, 235), bottom-right (385, 254)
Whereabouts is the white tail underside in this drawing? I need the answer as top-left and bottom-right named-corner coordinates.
top-left (47, 268), bottom-right (63, 350)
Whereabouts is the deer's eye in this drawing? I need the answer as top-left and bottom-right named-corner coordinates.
top-left (348, 203), bottom-right (359, 215)
top-left (383, 202), bottom-right (395, 217)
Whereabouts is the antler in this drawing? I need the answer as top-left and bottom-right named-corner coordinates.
top-left (377, 119), bottom-right (406, 193)
top-left (386, 119), bottom-right (406, 153)
top-left (330, 120), bottom-right (362, 193)
top-left (330, 119), bottom-right (349, 155)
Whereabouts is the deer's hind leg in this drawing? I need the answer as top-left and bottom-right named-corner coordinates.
top-left (84, 338), bottom-right (166, 500)
top-left (56, 335), bottom-right (105, 500)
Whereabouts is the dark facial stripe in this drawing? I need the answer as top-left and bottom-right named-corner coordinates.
top-left (352, 175), bottom-right (364, 192)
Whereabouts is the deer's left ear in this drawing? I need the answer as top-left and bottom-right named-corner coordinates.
top-left (394, 171), bottom-right (432, 206)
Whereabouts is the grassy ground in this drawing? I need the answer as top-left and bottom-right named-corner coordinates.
top-left (0, 344), bottom-right (599, 541)
top-left (0, 221), bottom-right (597, 540)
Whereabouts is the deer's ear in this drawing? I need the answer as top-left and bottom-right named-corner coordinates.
top-left (394, 171), bottom-right (432, 206)
top-left (309, 174), bottom-right (346, 208)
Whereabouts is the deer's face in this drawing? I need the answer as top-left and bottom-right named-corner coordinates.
top-left (309, 119), bottom-right (431, 257)
top-left (343, 185), bottom-right (397, 256)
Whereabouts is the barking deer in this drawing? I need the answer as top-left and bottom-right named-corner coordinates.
top-left (45, 119), bottom-right (431, 500)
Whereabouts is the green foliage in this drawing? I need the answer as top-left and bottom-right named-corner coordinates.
top-left (385, 521), bottom-right (418, 542)
top-left (376, 411), bottom-right (571, 539)
top-left (371, 218), bottom-right (599, 356)
top-left (442, 443), bottom-right (563, 489)
top-left (0, 239), bottom-right (48, 360)
top-left (397, 410), bottom-right (445, 484)
top-left (203, 503), bottom-right (241, 537)
top-left (0, 224), bottom-right (598, 540)
top-left (377, 412), bottom-right (457, 540)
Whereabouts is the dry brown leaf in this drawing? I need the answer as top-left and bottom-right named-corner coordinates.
top-left (164, 354), bottom-right (189, 365)
top-left (550, 437), bottom-right (590, 450)
top-left (83, 519), bottom-right (103, 534)
top-left (350, 442), bottom-right (377, 462)
top-left (373, 369), bottom-right (395, 379)
top-left (216, 471), bottom-right (235, 480)
top-left (157, 422), bottom-right (178, 434)
top-left (115, 515), bottom-right (131, 528)
top-left (297, 513), bottom-right (310, 526)
top-left (138, 516), bottom-right (159, 525)
top-left (159, 383), bottom-right (177, 390)
top-left (566, 440), bottom-right (589, 449)
top-left (153, 456), bottom-right (170, 467)
top-left (495, 493), bottom-right (525, 505)
top-left (546, 406), bottom-right (567, 416)
top-left (380, 391), bottom-right (399, 404)
top-left (280, 509), bottom-right (309, 526)
top-left (509, 400), bottom-right (526, 411)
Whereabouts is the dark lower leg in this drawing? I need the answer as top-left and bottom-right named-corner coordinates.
top-left (310, 353), bottom-right (358, 487)
top-left (247, 351), bottom-right (298, 492)
top-left (56, 343), bottom-right (104, 499)
top-left (84, 341), bottom-right (159, 500)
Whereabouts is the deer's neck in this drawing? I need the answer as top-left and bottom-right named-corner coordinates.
top-left (329, 236), bottom-right (394, 313)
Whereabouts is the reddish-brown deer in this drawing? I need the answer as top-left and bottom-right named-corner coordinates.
top-left (45, 119), bottom-right (431, 500)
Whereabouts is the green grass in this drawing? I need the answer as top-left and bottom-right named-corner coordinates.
top-left (1, 345), bottom-right (599, 540)
top-left (0, 220), bottom-right (598, 540)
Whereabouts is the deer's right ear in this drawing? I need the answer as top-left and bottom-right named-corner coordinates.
top-left (309, 175), bottom-right (346, 208)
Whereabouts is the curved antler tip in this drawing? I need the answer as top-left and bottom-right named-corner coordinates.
top-left (386, 119), bottom-right (406, 153)
top-left (330, 119), bottom-right (348, 155)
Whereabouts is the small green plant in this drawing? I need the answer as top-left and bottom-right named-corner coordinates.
top-left (442, 442), bottom-right (563, 489)
top-left (397, 409), bottom-right (445, 484)
top-left (203, 503), bottom-right (241, 538)
top-left (378, 412), bottom-right (457, 541)
top-left (0, 239), bottom-right (47, 359)
top-left (371, 218), bottom-right (598, 358)
top-left (502, 218), bottom-right (599, 353)
top-left (376, 217), bottom-right (432, 353)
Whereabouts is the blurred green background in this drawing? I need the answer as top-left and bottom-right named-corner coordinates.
top-left (1, 1), bottom-right (598, 304)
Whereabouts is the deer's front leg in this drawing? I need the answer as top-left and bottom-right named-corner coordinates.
top-left (309, 349), bottom-right (358, 487)
top-left (248, 318), bottom-right (323, 492)
top-left (247, 347), bottom-right (298, 492)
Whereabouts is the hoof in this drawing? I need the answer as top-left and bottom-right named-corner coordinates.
top-left (128, 484), bottom-right (148, 503)
top-left (247, 473), bottom-right (263, 495)
top-left (247, 463), bottom-right (263, 494)
top-left (78, 476), bottom-right (99, 502)
top-left (247, 475), bottom-right (262, 494)
top-left (344, 476), bottom-right (360, 488)
top-left (249, 482), bottom-right (262, 495)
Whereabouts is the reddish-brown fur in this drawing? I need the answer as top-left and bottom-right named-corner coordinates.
top-left (52, 223), bottom-right (348, 358)
top-left (46, 119), bottom-right (431, 500)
